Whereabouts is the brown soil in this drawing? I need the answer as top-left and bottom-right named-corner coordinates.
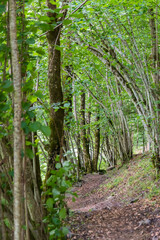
top-left (66, 173), bottom-right (160, 240)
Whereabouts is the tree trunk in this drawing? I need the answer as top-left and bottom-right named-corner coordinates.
top-left (73, 89), bottom-right (83, 169)
top-left (149, 8), bottom-right (160, 175)
top-left (46, 0), bottom-right (64, 171)
top-left (80, 91), bottom-right (92, 172)
top-left (9, 0), bottom-right (22, 239)
top-left (93, 108), bottom-right (100, 172)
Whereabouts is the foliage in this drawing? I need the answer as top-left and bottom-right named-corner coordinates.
top-left (1, 0), bottom-right (160, 238)
top-left (43, 158), bottom-right (77, 239)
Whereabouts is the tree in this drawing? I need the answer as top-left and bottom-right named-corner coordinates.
top-left (67, 0), bottom-right (160, 176)
top-left (9, 0), bottom-right (22, 238)
top-left (46, 0), bottom-right (65, 172)
top-left (80, 90), bottom-right (92, 172)
top-left (1, 0), bottom-right (160, 238)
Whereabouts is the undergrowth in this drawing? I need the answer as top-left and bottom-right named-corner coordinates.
top-left (100, 153), bottom-right (160, 203)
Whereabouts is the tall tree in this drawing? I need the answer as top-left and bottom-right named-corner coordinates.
top-left (80, 91), bottom-right (92, 172)
top-left (92, 106), bottom-right (100, 172)
top-left (46, 0), bottom-right (65, 172)
top-left (9, 0), bottom-right (22, 239)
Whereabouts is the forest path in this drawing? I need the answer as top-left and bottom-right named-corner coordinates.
top-left (67, 171), bottom-right (160, 239)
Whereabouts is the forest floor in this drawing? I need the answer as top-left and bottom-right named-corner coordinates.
top-left (66, 153), bottom-right (160, 240)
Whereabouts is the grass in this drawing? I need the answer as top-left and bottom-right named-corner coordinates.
top-left (104, 176), bottom-right (123, 190)
top-left (99, 153), bottom-right (160, 203)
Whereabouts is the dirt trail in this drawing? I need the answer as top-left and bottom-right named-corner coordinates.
top-left (67, 174), bottom-right (160, 240)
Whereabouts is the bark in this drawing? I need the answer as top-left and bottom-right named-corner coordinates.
top-left (149, 8), bottom-right (159, 84)
top-left (92, 109), bottom-right (100, 172)
top-left (116, 82), bottom-right (132, 162)
top-left (80, 91), bottom-right (91, 172)
top-left (63, 65), bottom-right (73, 160)
top-left (32, 130), bottom-right (42, 193)
top-left (46, 0), bottom-right (64, 171)
top-left (9, 0), bottom-right (22, 239)
top-left (87, 92), bottom-right (91, 157)
top-left (149, 8), bottom-right (160, 175)
top-left (73, 83), bottom-right (83, 169)
top-left (3, 3), bottom-right (10, 82)
top-left (105, 135), bottom-right (116, 167)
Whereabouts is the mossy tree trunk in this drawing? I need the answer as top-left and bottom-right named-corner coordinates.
top-left (46, 0), bottom-right (64, 171)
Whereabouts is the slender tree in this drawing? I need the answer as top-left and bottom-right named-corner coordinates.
top-left (9, 0), bottom-right (22, 239)
top-left (80, 91), bottom-right (92, 172)
top-left (92, 107), bottom-right (100, 172)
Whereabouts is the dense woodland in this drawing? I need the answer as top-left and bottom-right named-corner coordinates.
top-left (0, 0), bottom-right (160, 239)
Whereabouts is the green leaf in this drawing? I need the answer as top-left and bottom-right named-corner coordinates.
top-left (22, 102), bottom-right (31, 111)
top-left (71, 13), bottom-right (83, 18)
top-left (27, 110), bottom-right (35, 119)
top-left (8, 170), bottom-right (14, 177)
top-left (48, 0), bottom-right (57, 5)
top-left (55, 155), bottom-right (60, 162)
top-left (49, 229), bottom-right (55, 236)
top-left (55, 45), bottom-right (63, 51)
top-left (26, 37), bottom-right (35, 45)
top-left (39, 125), bottom-right (51, 137)
top-left (46, 198), bottom-right (54, 209)
top-left (72, 192), bottom-right (78, 197)
top-left (35, 90), bottom-right (44, 99)
top-left (55, 163), bottom-right (61, 169)
top-left (21, 121), bottom-right (29, 134)
top-left (26, 141), bottom-right (32, 146)
top-left (2, 80), bottom-right (13, 92)
top-left (38, 16), bottom-right (50, 22)
top-left (62, 5), bottom-right (69, 9)
top-left (59, 208), bottom-right (66, 219)
top-left (46, 175), bottom-right (57, 186)
top-left (52, 188), bottom-right (60, 197)
top-left (29, 121), bottom-right (41, 132)
top-left (63, 19), bottom-right (72, 26)
top-left (63, 102), bottom-right (70, 108)
top-left (0, 103), bottom-right (10, 112)
top-left (1, 197), bottom-right (8, 206)
top-left (63, 161), bottom-right (70, 167)
top-left (52, 217), bottom-right (60, 225)
top-left (28, 95), bottom-right (37, 103)
top-left (62, 226), bottom-right (69, 235)
top-left (22, 225), bottom-right (27, 230)
top-left (4, 218), bottom-right (11, 229)
top-left (22, 80), bottom-right (33, 92)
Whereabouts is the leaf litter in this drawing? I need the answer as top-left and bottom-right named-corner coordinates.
top-left (66, 155), bottom-right (160, 240)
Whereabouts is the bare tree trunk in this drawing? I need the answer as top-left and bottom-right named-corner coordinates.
top-left (93, 107), bottom-right (100, 172)
top-left (9, 0), bottom-right (22, 239)
top-left (149, 8), bottom-right (160, 175)
top-left (73, 87), bottom-right (83, 169)
top-left (80, 91), bottom-right (92, 172)
top-left (149, 8), bottom-right (159, 83)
